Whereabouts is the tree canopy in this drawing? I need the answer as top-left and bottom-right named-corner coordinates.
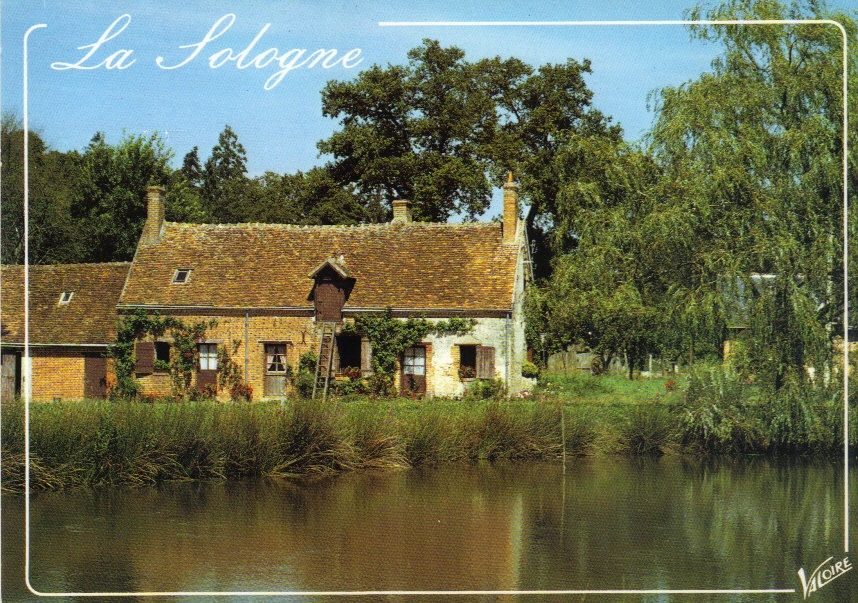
top-left (531, 0), bottom-right (855, 384)
top-left (318, 39), bottom-right (620, 274)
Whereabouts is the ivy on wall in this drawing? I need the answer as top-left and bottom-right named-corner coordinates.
top-left (344, 309), bottom-right (475, 395)
top-left (109, 309), bottom-right (223, 400)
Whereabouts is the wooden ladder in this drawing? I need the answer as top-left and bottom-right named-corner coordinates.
top-left (312, 322), bottom-right (336, 400)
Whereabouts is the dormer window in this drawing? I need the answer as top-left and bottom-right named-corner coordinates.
top-left (172, 268), bottom-right (192, 284)
top-left (58, 291), bottom-right (74, 305)
top-left (308, 258), bottom-right (354, 323)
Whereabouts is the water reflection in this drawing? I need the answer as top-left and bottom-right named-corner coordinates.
top-left (3, 457), bottom-right (856, 601)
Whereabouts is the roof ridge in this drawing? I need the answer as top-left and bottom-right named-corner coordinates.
top-left (164, 221), bottom-right (499, 229)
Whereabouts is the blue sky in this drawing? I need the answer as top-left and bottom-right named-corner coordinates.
top-left (2, 0), bottom-right (855, 218)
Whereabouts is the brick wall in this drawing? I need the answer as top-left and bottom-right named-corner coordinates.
top-left (30, 349), bottom-right (85, 400)
top-left (135, 314), bottom-right (322, 400)
top-left (131, 312), bottom-right (525, 400)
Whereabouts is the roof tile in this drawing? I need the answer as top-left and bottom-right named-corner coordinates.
top-left (120, 222), bottom-right (518, 311)
top-left (1, 263), bottom-right (131, 345)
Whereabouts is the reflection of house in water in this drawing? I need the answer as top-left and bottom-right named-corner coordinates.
top-left (118, 469), bottom-right (525, 592)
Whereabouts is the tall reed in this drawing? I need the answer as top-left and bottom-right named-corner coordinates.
top-left (2, 371), bottom-right (853, 492)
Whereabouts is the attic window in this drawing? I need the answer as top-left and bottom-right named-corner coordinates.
top-left (58, 291), bottom-right (74, 305)
top-left (172, 269), bottom-right (192, 284)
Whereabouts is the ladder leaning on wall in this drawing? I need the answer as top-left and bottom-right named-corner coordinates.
top-left (312, 322), bottom-right (336, 401)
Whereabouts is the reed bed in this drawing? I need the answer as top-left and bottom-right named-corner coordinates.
top-left (2, 367), bottom-right (854, 491)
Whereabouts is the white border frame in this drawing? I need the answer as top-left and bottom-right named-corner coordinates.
top-left (20, 17), bottom-right (848, 599)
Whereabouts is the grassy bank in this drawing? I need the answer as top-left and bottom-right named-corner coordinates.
top-left (2, 366), bottom-right (855, 491)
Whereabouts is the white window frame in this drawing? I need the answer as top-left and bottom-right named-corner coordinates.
top-left (58, 291), bottom-right (74, 304)
top-left (265, 344), bottom-right (288, 374)
top-left (403, 346), bottom-right (426, 376)
top-left (198, 343), bottom-right (218, 371)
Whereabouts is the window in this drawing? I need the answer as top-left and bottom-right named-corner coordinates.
top-left (154, 341), bottom-right (171, 371)
top-left (336, 335), bottom-right (362, 375)
top-left (58, 291), bottom-right (74, 304)
top-left (172, 268), bottom-right (192, 284)
top-left (403, 346), bottom-right (425, 376)
top-left (459, 345), bottom-right (477, 379)
top-left (266, 344), bottom-right (288, 373)
top-left (459, 344), bottom-right (495, 380)
top-left (198, 343), bottom-right (218, 371)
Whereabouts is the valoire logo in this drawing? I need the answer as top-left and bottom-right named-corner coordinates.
top-left (797, 556), bottom-right (852, 599)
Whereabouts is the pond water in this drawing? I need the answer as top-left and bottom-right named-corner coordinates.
top-left (3, 457), bottom-right (856, 602)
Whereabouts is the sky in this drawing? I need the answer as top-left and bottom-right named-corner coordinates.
top-left (2, 0), bottom-right (856, 219)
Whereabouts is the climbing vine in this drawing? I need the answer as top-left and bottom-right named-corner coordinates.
top-left (218, 340), bottom-right (252, 401)
top-left (346, 309), bottom-right (475, 395)
top-left (168, 318), bottom-right (217, 397)
top-left (109, 309), bottom-right (218, 401)
top-left (109, 309), bottom-right (171, 400)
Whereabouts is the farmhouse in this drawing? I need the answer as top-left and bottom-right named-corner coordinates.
top-left (1, 262), bottom-right (131, 401)
top-left (1, 176), bottom-right (530, 401)
top-left (119, 175), bottom-right (531, 400)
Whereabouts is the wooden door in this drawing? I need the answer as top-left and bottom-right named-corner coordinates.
top-left (314, 276), bottom-right (346, 322)
top-left (401, 346), bottom-right (426, 395)
top-left (196, 343), bottom-right (218, 391)
top-left (84, 354), bottom-right (108, 399)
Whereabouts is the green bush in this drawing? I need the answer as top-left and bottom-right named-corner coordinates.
top-left (672, 363), bottom-right (762, 454)
top-left (561, 406), bottom-right (599, 456)
top-left (521, 360), bottom-right (540, 379)
top-left (466, 378), bottom-right (505, 400)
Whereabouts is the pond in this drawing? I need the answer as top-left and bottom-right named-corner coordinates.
top-left (3, 457), bottom-right (856, 602)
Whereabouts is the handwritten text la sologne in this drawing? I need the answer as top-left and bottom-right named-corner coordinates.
top-left (50, 14), bottom-right (364, 90)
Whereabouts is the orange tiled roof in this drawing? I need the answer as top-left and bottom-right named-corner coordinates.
top-left (1, 263), bottom-right (131, 345)
top-left (119, 222), bottom-right (519, 312)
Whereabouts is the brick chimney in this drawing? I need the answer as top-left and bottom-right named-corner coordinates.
top-left (503, 173), bottom-right (519, 244)
top-left (391, 199), bottom-right (413, 224)
top-left (140, 185), bottom-right (165, 245)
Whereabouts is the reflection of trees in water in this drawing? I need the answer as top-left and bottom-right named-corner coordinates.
top-left (12, 460), bottom-right (856, 596)
top-left (516, 457), bottom-right (850, 594)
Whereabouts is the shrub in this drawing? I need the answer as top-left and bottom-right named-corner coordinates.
top-left (562, 407), bottom-right (598, 456)
top-left (467, 378), bottom-right (505, 400)
top-left (294, 351), bottom-right (318, 398)
top-left (294, 371), bottom-right (316, 399)
top-left (272, 398), bottom-right (354, 475)
top-left (616, 403), bottom-right (673, 456)
top-left (230, 382), bottom-right (253, 402)
top-left (521, 360), bottom-right (540, 379)
top-left (298, 351), bottom-right (317, 373)
top-left (673, 363), bottom-right (763, 454)
top-left (189, 384), bottom-right (217, 402)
